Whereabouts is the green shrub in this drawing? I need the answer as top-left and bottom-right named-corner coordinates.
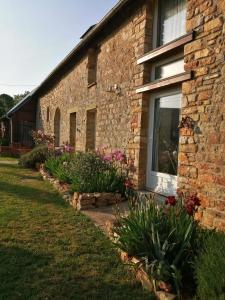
top-left (114, 195), bottom-right (201, 295)
top-left (195, 230), bottom-right (225, 300)
top-left (19, 145), bottom-right (50, 168)
top-left (71, 167), bottom-right (125, 193)
top-left (44, 151), bottom-right (126, 193)
top-left (45, 154), bottom-right (72, 183)
top-left (69, 152), bottom-right (125, 193)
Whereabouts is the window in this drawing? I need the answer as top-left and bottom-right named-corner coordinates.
top-left (87, 48), bottom-right (98, 86)
top-left (152, 93), bottom-right (181, 175)
top-left (86, 109), bottom-right (96, 151)
top-left (151, 55), bottom-right (184, 81)
top-left (157, 0), bottom-right (186, 46)
top-left (47, 107), bottom-right (50, 122)
top-left (69, 112), bottom-right (76, 149)
top-left (155, 58), bottom-right (184, 80)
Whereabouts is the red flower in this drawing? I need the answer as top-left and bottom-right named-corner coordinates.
top-left (165, 196), bottom-right (177, 206)
top-left (184, 195), bottom-right (200, 215)
top-left (124, 179), bottom-right (133, 189)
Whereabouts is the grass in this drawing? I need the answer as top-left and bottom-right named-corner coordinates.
top-left (0, 156), bottom-right (18, 161)
top-left (0, 161), bottom-right (153, 300)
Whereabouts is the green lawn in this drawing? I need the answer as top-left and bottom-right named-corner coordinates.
top-left (0, 156), bottom-right (18, 161)
top-left (0, 161), bottom-right (152, 300)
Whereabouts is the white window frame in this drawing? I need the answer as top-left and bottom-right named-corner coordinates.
top-left (150, 52), bottom-right (184, 81)
top-left (146, 87), bottom-right (181, 195)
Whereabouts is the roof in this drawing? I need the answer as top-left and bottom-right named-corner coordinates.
top-left (6, 0), bottom-right (131, 116)
top-left (7, 87), bottom-right (38, 117)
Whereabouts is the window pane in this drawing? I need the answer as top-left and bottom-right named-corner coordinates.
top-left (152, 94), bottom-right (181, 175)
top-left (158, 0), bottom-right (186, 46)
top-left (155, 58), bottom-right (184, 80)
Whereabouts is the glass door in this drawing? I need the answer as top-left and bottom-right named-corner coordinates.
top-left (147, 91), bottom-right (181, 195)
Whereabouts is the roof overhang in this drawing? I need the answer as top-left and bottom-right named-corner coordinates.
top-left (6, 87), bottom-right (38, 117)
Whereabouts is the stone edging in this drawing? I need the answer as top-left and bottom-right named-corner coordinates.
top-left (39, 165), bottom-right (177, 299)
top-left (120, 251), bottom-right (177, 300)
top-left (39, 165), bottom-right (123, 210)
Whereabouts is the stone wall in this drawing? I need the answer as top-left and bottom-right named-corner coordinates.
top-left (180, 0), bottom-right (225, 230)
top-left (36, 0), bottom-right (225, 230)
top-left (36, 1), bottom-right (149, 164)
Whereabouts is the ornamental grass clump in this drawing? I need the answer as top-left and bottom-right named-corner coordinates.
top-left (114, 193), bottom-right (202, 297)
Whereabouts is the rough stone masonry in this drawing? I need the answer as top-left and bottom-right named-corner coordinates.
top-left (36, 0), bottom-right (225, 231)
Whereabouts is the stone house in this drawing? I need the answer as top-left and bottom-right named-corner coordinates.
top-left (6, 0), bottom-right (225, 230)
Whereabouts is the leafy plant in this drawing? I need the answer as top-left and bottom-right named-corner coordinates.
top-left (195, 230), bottom-right (225, 300)
top-left (114, 194), bottom-right (201, 296)
top-left (69, 152), bottom-right (126, 193)
top-left (19, 145), bottom-right (51, 168)
top-left (44, 151), bottom-right (127, 193)
top-left (44, 153), bottom-right (72, 183)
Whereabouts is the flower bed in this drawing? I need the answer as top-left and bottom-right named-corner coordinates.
top-left (111, 192), bottom-right (225, 299)
top-left (111, 192), bottom-right (204, 299)
top-left (39, 164), bottom-right (124, 210)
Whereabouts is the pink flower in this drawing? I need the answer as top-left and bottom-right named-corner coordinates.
top-left (103, 154), bottom-right (113, 162)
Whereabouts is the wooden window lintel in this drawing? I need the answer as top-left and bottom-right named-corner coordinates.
top-left (136, 72), bottom-right (191, 94)
top-left (137, 32), bottom-right (194, 65)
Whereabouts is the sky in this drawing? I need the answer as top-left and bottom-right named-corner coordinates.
top-left (0, 0), bottom-right (118, 96)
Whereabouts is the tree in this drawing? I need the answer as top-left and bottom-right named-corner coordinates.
top-left (0, 94), bottom-right (14, 118)
top-left (13, 91), bottom-right (30, 104)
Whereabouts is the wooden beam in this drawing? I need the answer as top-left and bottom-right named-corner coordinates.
top-left (136, 72), bottom-right (191, 93)
top-left (137, 32), bottom-right (194, 65)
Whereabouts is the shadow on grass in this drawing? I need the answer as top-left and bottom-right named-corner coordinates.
top-left (0, 180), bottom-right (66, 208)
top-left (0, 244), bottom-right (152, 300)
top-left (0, 244), bottom-right (52, 300)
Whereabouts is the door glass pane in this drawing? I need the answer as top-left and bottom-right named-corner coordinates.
top-left (158, 0), bottom-right (186, 46)
top-left (152, 94), bottom-right (181, 175)
top-left (155, 58), bottom-right (184, 80)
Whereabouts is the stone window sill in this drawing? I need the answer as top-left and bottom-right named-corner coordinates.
top-left (137, 32), bottom-right (194, 65)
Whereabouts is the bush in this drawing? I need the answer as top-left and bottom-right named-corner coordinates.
top-left (69, 152), bottom-right (125, 193)
top-left (195, 230), bottom-right (225, 300)
top-left (114, 194), bottom-right (201, 295)
top-left (19, 145), bottom-right (50, 168)
top-left (44, 151), bottom-right (126, 194)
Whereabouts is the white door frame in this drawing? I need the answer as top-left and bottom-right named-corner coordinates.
top-left (146, 88), bottom-right (181, 196)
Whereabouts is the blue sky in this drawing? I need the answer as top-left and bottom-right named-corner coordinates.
top-left (0, 0), bottom-right (117, 96)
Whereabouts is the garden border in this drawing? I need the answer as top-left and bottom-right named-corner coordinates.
top-left (39, 164), bottom-right (124, 210)
top-left (39, 164), bottom-right (177, 299)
